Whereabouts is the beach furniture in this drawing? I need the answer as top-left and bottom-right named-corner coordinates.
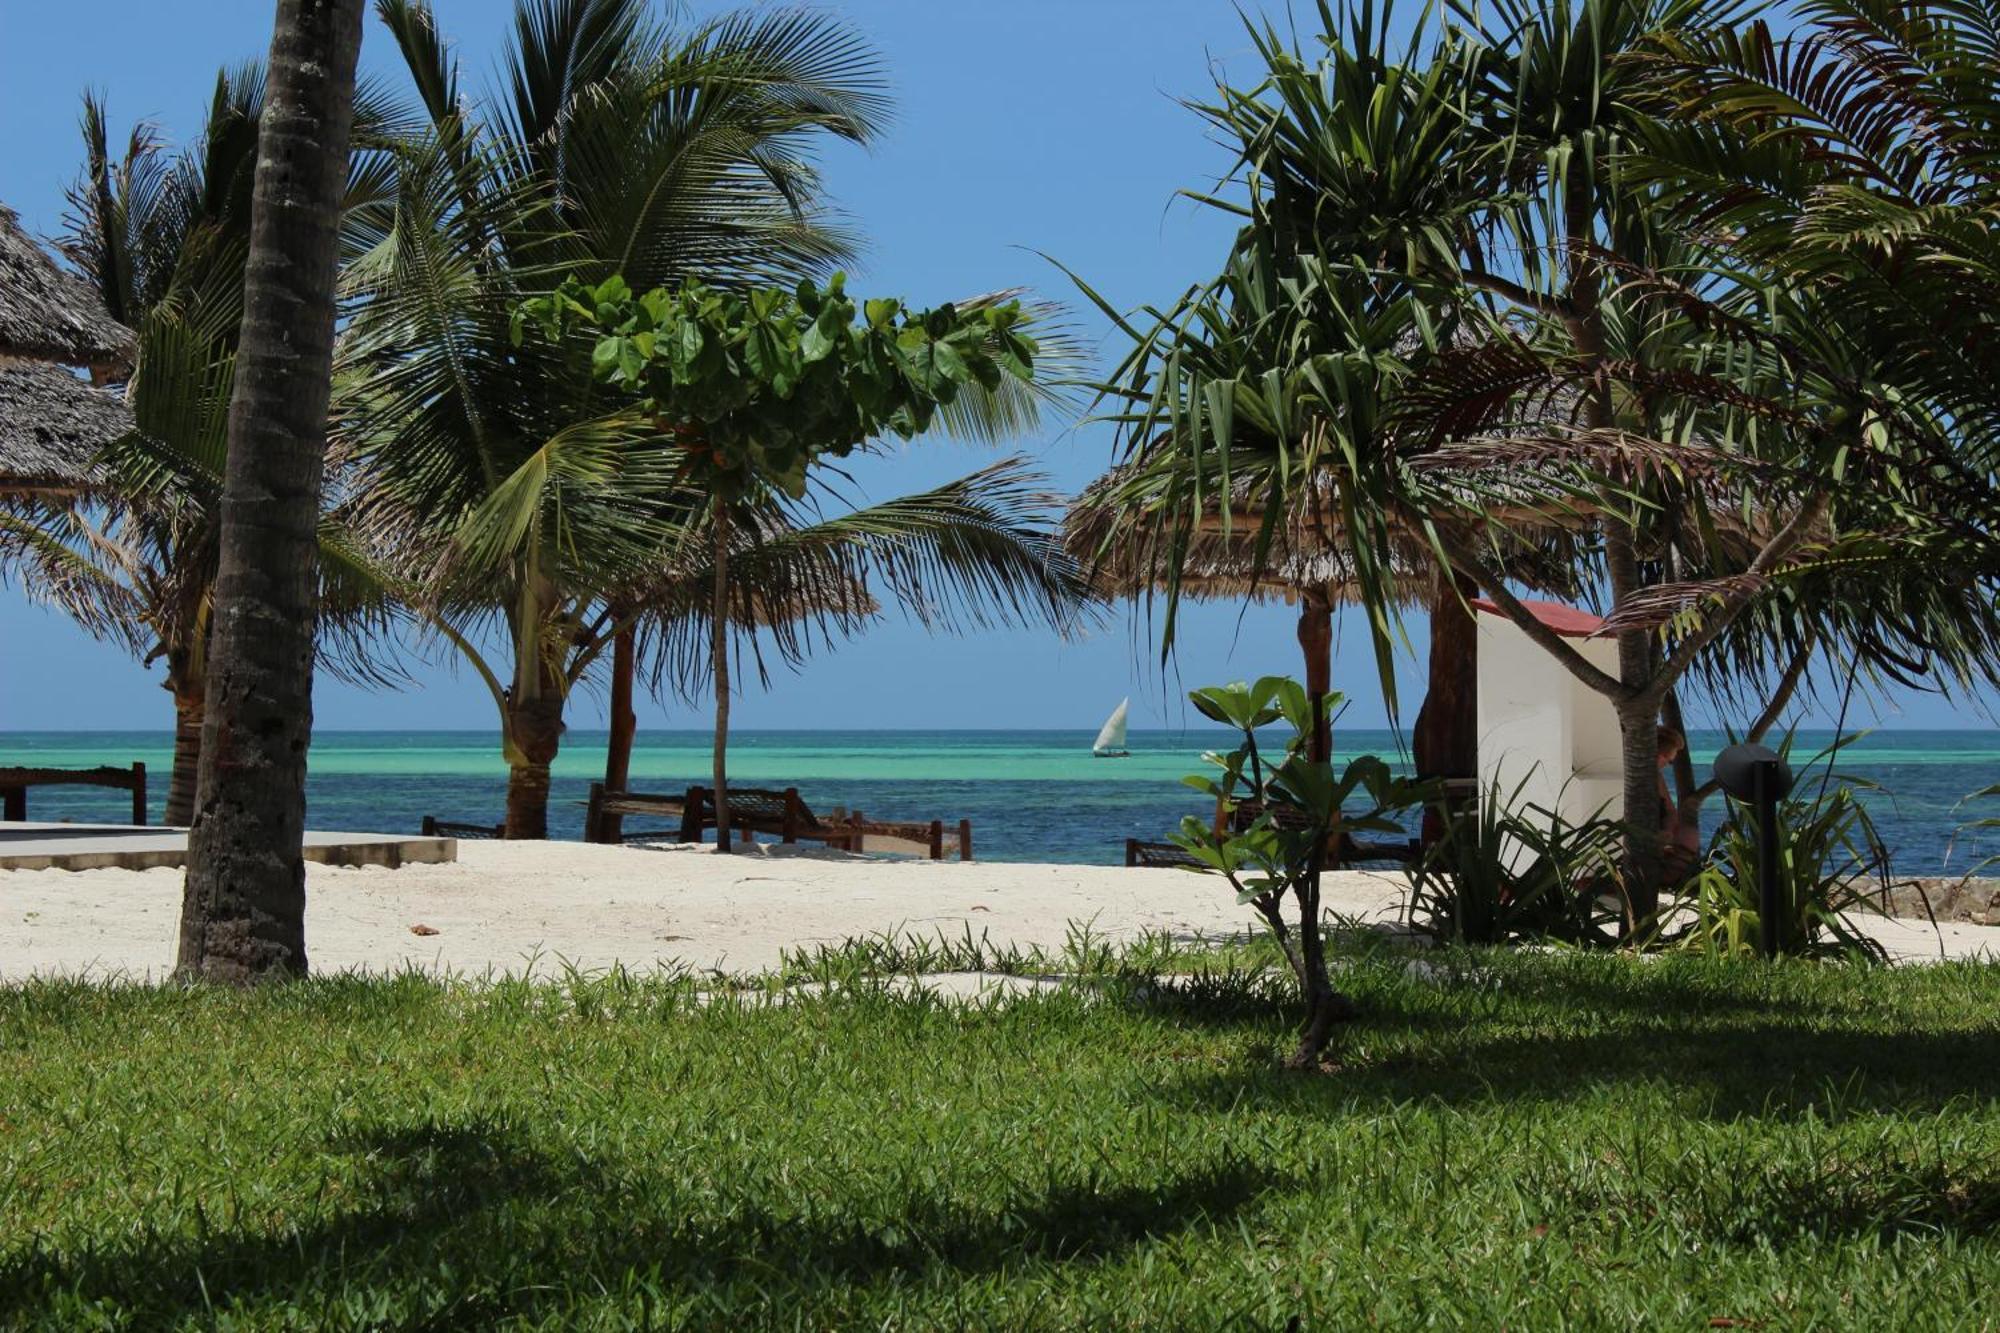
top-left (1222, 796), bottom-right (1421, 867)
top-left (1115, 792), bottom-right (1419, 871)
top-left (585, 782), bottom-right (973, 860)
top-left (1125, 839), bottom-right (1207, 869)
top-left (420, 816), bottom-right (506, 840)
top-left (0, 763), bottom-right (147, 825)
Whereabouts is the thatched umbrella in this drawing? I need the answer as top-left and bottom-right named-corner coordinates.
top-left (0, 205), bottom-right (133, 374)
top-left (0, 360), bottom-right (130, 496)
top-left (1066, 464), bottom-right (1579, 783)
top-left (1067, 466), bottom-right (1437, 762)
top-left (0, 204), bottom-right (136, 497)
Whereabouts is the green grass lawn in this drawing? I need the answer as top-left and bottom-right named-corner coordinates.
top-left (4, 940), bottom-right (1998, 1330)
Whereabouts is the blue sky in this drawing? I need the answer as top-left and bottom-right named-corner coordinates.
top-left (2, 0), bottom-right (1993, 735)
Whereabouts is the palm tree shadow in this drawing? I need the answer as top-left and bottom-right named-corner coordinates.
top-left (0, 1115), bottom-right (1278, 1325)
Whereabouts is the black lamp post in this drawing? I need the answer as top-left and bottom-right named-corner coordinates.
top-left (1711, 743), bottom-right (1796, 958)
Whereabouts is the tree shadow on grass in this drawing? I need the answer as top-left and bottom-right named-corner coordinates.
top-left (0, 1115), bottom-right (1278, 1326)
top-left (1114, 945), bottom-right (1998, 1119)
top-left (1162, 1011), bottom-right (2000, 1121)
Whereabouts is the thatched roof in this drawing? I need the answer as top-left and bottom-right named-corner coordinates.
top-left (0, 205), bottom-right (134, 373)
top-left (0, 360), bottom-right (130, 495)
top-left (1063, 465), bottom-right (1586, 609)
top-left (1065, 474), bottom-right (1428, 607)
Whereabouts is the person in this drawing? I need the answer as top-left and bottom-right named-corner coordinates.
top-left (1655, 726), bottom-right (1703, 876)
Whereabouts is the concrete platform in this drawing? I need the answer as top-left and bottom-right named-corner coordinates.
top-left (0, 823), bottom-right (456, 872)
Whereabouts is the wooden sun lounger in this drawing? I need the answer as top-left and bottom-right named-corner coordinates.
top-left (1125, 839), bottom-right (1207, 869)
top-left (584, 782), bottom-right (972, 861)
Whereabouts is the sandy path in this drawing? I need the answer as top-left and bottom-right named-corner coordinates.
top-left (3, 841), bottom-right (1993, 981)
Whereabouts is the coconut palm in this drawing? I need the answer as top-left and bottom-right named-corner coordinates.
top-left (177, 0), bottom-right (367, 982)
top-left (341, 0), bottom-right (889, 838)
top-left (343, 0), bottom-right (1086, 838)
top-left (1630, 0), bottom-right (2000, 577)
top-left (12, 73), bottom-right (400, 825)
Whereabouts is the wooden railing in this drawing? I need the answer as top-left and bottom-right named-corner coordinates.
top-left (419, 816), bottom-right (505, 840)
top-left (0, 764), bottom-right (147, 825)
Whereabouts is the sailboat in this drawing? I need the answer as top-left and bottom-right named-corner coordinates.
top-left (1092, 698), bottom-right (1130, 758)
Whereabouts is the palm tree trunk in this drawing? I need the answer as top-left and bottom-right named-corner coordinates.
top-left (1413, 575), bottom-right (1478, 843)
top-left (1296, 588), bottom-right (1333, 763)
top-left (598, 617), bottom-right (638, 842)
top-left (1617, 700), bottom-right (1665, 923)
top-left (1560, 167), bottom-right (1664, 927)
top-left (503, 688), bottom-right (566, 839)
top-left (164, 677), bottom-right (204, 827)
top-left (711, 506), bottom-right (734, 853)
top-left (177, 0), bottom-right (365, 984)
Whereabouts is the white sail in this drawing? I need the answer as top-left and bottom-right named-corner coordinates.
top-left (1092, 698), bottom-right (1130, 756)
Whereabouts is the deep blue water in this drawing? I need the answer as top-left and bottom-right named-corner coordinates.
top-left (3, 728), bottom-right (1994, 871)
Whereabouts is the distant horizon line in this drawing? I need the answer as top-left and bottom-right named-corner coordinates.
top-left (4, 725), bottom-right (1995, 737)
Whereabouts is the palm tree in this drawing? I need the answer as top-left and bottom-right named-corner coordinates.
top-left (177, 0), bottom-right (367, 982)
top-left (29, 73), bottom-right (396, 825)
top-left (344, 0), bottom-right (1084, 838)
top-left (339, 0), bottom-right (888, 837)
top-left (610, 459), bottom-right (1087, 849)
top-left (1631, 0), bottom-right (2000, 611)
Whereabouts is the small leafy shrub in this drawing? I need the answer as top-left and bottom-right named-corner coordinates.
top-left (1172, 677), bottom-right (1429, 1066)
top-left (1405, 776), bottom-right (1628, 947)
top-left (1668, 735), bottom-right (1903, 961)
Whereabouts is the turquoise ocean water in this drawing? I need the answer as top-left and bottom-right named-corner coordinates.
top-left (2, 729), bottom-right (1994, 871)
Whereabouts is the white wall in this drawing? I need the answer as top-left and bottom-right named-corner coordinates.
top-left (1476, 613), bottom-right (1623, 835)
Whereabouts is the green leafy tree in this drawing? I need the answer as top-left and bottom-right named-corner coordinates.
top-left (536, 272), bottom-right (1082, 849)
top-left (1082, 0), bottom-right (1995, 928)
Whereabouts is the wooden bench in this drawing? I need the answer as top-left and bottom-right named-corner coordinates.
top-left (585, 783), bottom-right (973, 861)
top-left (0, 764), bottom-right (147, 825)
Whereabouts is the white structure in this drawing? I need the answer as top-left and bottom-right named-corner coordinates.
top-left (1475, 599), bottom-right (1623, 833)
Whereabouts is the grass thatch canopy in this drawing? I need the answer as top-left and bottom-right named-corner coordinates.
top-left (0, 205), bottom-right (134, 374)
top-left (1066, 464), bottom-right (1495, 608)
top-left (0, 361), bottom-right (130, 495)
top-left (1063, 448), bottom-right (1607, 613)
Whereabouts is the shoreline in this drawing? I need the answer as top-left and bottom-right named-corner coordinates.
top-left (4, 840), bottom-right (1997, 983)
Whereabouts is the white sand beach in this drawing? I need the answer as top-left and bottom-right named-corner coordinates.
top-left (4, 840), bottom-right (1998, 982)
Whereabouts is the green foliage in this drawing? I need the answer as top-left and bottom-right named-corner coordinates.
top-left (1405, 778), bottom-right (1629, 947)
top-left (22, 66), bottom-right (400, 695)
top-left (1173, 677), bottom-right (1426, 909)
top-left (1171, 676), bottom-right (1430, 1047)
top-left (1953, 783), bottom-right (2000, 878)
top-left (3, 949), bottom-right (1998, 1326)
top-left (518, 272), bottom-right (1040, 500)
top-left (1668, 737), bottom-right (1903, 961)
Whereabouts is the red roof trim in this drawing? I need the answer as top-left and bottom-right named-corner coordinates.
top-left (1471, 597), bottom-right (1605, 639)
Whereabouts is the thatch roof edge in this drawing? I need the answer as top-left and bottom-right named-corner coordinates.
top-left (0, 204), bottom-right (135, 373)
top-left (0, 360), bottom-right (130, 495)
